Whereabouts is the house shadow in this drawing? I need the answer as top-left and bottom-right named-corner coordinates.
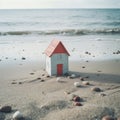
top-left (69, 71), bottom-right (120, 84)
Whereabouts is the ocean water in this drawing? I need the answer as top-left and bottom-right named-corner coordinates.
top-left (0, 9), bottom-right (120, 62)
top-left (0, 9), bottom-right (120, 35)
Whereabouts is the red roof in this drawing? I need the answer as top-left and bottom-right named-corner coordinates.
top-left (44, 40), bottom-right (70, 57)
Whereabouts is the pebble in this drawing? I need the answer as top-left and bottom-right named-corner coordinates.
top-left (85, 51), bottom-right (89, 54)
top-left (82, 66), bottom-right (85, 68)
top-left (21, 57), bottom-right (26, 60)
top-left (40, 79), bottom-right (45, 82)
top-left (30, 73), bottom-right (34, 75)
top-left (69, 94), bottom-right (77, 101)
top-left (18, 82), bottom-right (22, 84)
top-left (64, 91), bottom-right (71, 95)
top-left (56, 77), bottom-right (61, 82)
top-left (73, 102), bottom-right (82, 106)
top-left (70, 74), bottom-right (76, 79)
top-left (113, 50), bottom-right (120, 54)
top-left (113, 52), bottom-right (115, 54)
top-left (91, 87), bottom-right (101, 92)
top-left (82, 81), bottom-right (90, 85)
top-left (46, 75), bottom-right (50, 78)
top-left (11, 82), bottom-right (17, 84)
top-left (99, 93), bottom-right (106, 97)
top-left (85, 51), bottom-right (92, 55)
top-left (0, 105), bottom-right (12, 113)
top-left (74, 82), bottom-right (81, 87)
top-left (12, 111), bottom-right (24, 120)
top-left (102, 115), bottom-right (115, 120)
top-left (73, 96), bottom-right (81, 102)
top-left (80, 77), bottom-right (84, 81)
top-left (42, 74), bottom-right (45, 76)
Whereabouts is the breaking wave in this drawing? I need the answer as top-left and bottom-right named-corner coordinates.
top-left (0, 28), bottom-right (120, 36)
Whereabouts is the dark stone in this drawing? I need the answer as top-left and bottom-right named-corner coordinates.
top-left (18, 82), bottom-right (22, 84)
top-left (91, 87), bottom-right (101, 92)
top-left (21, 57), bottom-right (26, 60)
top-left (41, 79), bottom-right (45, 82)
top-left (70, 94), bottom-right (77, 101)
top-left (46, 75), bottom-right (50, 78)
top-left (11, 82), bottom-right (17, 84)
top-left (73, 96), bottom-right (81, 102)
top-left (0, 106), bottom-right (12, 113)
top-left (100, 93), bottom-right (106, 97)
top-left (42, 74), bottom-right (45, 76)
top-left (82, 66), bottom-right (85, 68)
top-left (80, 77), bottom-right (84, 81)
top-left (113, 52), bottom-right (116, 54)
top-left (30, 73), bottom-right (34, 75)
top-left (85, 51), bottom-right (89, 54)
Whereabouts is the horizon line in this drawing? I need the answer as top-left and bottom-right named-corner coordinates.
top-left (0, 7), bottom-right (120, 10)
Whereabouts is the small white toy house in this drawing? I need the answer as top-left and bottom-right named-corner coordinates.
top-left (44, 40), bottom-right (70, 76)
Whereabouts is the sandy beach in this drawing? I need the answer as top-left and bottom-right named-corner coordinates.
top-left (0, 58), bottom-right (120, 120)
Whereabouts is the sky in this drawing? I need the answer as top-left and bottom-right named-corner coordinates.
top-left (0, 0), bottom-right (120, 9)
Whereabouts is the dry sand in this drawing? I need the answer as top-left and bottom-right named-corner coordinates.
top-left (0, 59), bottom-right (120, 120)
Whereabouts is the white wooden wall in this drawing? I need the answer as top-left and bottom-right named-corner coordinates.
top-left (46, 53), bottom-right (68, 76)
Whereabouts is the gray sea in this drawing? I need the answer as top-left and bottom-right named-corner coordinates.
top-left (0, 9), bottom-right (120, 62)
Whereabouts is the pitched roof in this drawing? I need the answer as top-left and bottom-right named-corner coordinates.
top-left (44, 40), bottom-right (70, 57)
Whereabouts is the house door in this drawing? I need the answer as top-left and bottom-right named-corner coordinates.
top-left (57, 64), bottom-right (63, 76)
